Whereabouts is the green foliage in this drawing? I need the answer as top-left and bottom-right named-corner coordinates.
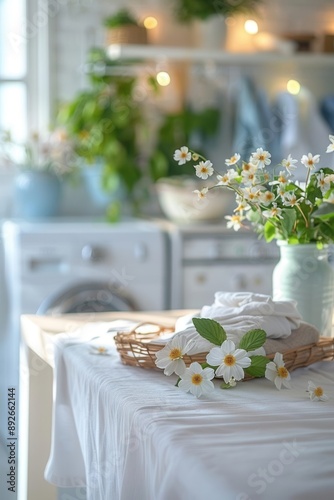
top-left (103, 9), bottom-right (139, 28)
top-left (149, 107), bottom-right (220, 181)
top-left (174, 0), bottom-right (263, 22)
top-left (57, 47), bottom-right (154, 215)
top-left (238, 329), bottom-right (266, 351)
top-left (244, 356), bottom-right (269, 377)
top-left (193, 317), bottom-right (269, 381)
top-left (192, 317), bottom-right (227, 345)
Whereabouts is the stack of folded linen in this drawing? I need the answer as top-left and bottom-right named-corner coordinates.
top-left (160, 292), bottom-right (320, 355)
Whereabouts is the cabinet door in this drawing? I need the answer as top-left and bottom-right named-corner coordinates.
top-left (182, 263), bottom-right (276, 309)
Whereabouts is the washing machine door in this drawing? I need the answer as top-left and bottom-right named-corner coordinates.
top-left (36, 281), bottom-right (136, 315)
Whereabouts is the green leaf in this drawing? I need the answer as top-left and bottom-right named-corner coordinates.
top-left (281, 208), bottom-right (296, 239)
top-left (238, 329), bottom-right (267, 351)
top-left (263, 220), bottom-right (276, 242)
top-left (244, 356), bottom-right (269, 378)
top-left (192, 317), bottom-right (226, 346)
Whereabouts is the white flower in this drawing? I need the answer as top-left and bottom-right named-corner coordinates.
top-left (225, 153), bottom-right (240, 166)
top-left (281, 154), bottom-right (298, 174)
top-left (259, 190), bottom-right (275, 206)
top-left (326, 135), bottom-right (334, 153)
top-left (307, 381), bottom-right (329, 401)
top-left (282, 191), bottom-right (300, 207)
top-left (234, 196), bottom-right (251, 212)
top-left (173, 146), bottom-right (191, 165)
top-left (262, 202), bottom-right (283, 219)
top-left (217, 168), bottom-right (238, 186)
top-left (193, 187), bottom-right (208, 199)
top-left (206, 339), bottom-right (251, 384)
top-left (251, 148), bottom-right (271, 169)
top-left (155, 336), bottom-right (194, 376)
top-left (242, 161), bottom-right (257, 173)
top-left (90, 345), bottom-right (112, 355)
top-left (301, 153), bottom-right (320, 170)
top-left (265, 352), bottom-right (291, 390)
top-left (225, 214), bottom-right (245, 231)
top-left (277, 170), bottom-right (290, 184)
top-left (194, 160), bottom-right (214, 180)
top-left (241, 169), bottom-right (256, 185)
top-left (178, 362), bottom-right (215, 398)
top-left (241, 186), bottom-right (261, 202)
top-left (317, 171), bottom-right (330, 193)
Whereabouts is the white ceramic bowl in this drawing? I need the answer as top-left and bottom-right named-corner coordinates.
top-left (156, 176), bottom-right (235, 224)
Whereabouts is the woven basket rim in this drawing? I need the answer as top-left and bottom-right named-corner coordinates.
top-left (114, 323), bottom-right (334, 378)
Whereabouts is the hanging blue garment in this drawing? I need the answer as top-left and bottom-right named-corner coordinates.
top-left (272, 90), bottom-right (334, 180)
top-left (232, 76), bottom-right (281, 164)
top-left (320, 95), bottom-right (334, 133)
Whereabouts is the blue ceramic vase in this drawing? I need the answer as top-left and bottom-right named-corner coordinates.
top-left (14, 170), bottom-right (62, 218)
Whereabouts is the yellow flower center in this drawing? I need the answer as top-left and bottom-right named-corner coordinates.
top-left (169, 348), bottom-right (182, 360)
top-left (243, 163), bottom-right (252, 171)
top-left (277, 366), bottom-right (289, 378)
top-left (259, 154), bottom-right (265, 161)
top-left (97, 347), bottom-right (107, 354)
top-left (181, 151), bottom-right (187, 158)
top-left (201, 167), bottom-right (208, 173)
top-left (191, 374), bottom-right (203, 385)
top-left (314, 386), bottom-right (324, 398)
top-left (224, 354), bottom-right (236, 366)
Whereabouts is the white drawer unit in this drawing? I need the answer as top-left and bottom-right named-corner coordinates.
top-left (164, 222), bottom-right (280, 309)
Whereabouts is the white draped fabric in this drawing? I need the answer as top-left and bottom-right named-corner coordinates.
top-left (45, 327), bottom-right (334, 500)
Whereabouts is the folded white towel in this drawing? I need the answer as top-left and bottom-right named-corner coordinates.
top-left (168, 292), bottom-right (302, 354)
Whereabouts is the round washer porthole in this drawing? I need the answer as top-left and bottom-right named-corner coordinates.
top-left (36, 282), bottom-right (136, 315)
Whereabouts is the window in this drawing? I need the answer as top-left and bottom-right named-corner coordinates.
top-left (0, 0), bottom-right (27, 142)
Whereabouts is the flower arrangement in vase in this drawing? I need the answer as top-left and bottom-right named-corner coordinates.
top-left (173, 137), bottom-right (334, 335)
top-left (0, 129), bottom-right (78, 217)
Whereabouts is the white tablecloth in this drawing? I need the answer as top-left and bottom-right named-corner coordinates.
top-left (45, 327), bottom-right (334, 500)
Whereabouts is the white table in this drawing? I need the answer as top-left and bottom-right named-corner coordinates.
top-left (22, 313), bottom-right (334, 500)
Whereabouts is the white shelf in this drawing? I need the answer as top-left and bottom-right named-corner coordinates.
top-left (107, 44), bottom-right (334, 66)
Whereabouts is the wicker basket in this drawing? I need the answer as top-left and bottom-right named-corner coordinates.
top-left (106, 25), bottom-right (148, 46)
top-left (114, 323), bottom-right (334, 379)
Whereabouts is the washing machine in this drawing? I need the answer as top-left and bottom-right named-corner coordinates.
top-left (2, 218), bottom-right (169, 315)
top-left (1, 218), bottom-right (169, 500)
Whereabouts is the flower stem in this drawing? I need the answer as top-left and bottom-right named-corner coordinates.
top-left (296, 204), bottom-right (309, 227)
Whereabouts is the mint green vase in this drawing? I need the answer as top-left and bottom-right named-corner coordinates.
top-left (272, 242), bottom-right (334, 337)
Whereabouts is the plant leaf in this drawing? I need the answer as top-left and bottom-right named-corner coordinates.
top-left (192, 317), bottom-right (226, 346)
top-left (244, 356), bottom-right (269, 378)
top-left (238, 329), bottom-right (267, 351)
top-left (263, 220), bottom-right (276, 242)
top-left (281, 208), bottom-right (296, 239)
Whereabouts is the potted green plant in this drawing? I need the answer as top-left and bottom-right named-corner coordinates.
top-left (57, 47), bottom-right (155, 220)
top-left (174, 0), bottom-right (263, 22)
top-left (103, 8), bottom-right (147, 46)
